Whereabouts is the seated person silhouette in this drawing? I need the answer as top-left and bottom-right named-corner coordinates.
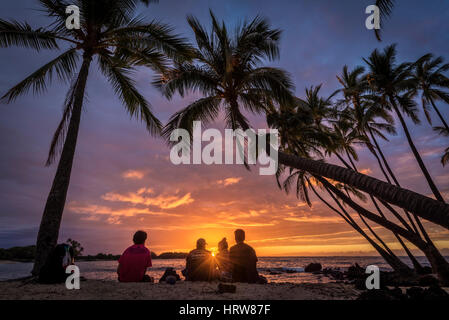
top-left (117, 231), bottom-right (153, 282)
top-left (216, 237), bottom-right (232, 281)
top-left (229, 229), bottom-right (263, 283)
top-left (184, 238), bottom-right (217, 281)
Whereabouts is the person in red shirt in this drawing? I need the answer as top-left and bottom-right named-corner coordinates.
top-left (117, 231), bottom-right (153, 282)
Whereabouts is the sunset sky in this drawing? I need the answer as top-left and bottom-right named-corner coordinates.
top-left (0, 0), bottom-right (448, 256)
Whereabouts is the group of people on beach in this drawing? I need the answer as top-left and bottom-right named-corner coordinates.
top-left (117, 229), bottom-right (266, 284)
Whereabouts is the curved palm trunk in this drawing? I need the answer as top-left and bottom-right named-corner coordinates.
top-left (308, 180), bottom-right (409, 273)
top-left (316, 175), bottom-right (449, 285)
top-left (430, 99), bottom-right (449, 133)
top-left (276, 150), bottom-right (449, 230)
top-left (32, 54), bottom-right (92, 276)
top-left (390, 98), bottom-right (445, 202)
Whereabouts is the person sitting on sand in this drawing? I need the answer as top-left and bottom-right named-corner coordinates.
top-left (229, 229), bottom-right (266, 284)
top-left (216, 238), bottom-right (232, 281)
top-left (184, 238), bottom-right (218, 281)
top-left (117, 231), bottom-right (153, 282)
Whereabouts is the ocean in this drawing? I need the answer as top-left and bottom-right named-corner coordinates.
top-left (0, 256), bottom-right (433, 283)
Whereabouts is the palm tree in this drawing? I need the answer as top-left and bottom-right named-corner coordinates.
top-left (271, 105), bottom-right (447, 280)
top-left (156, 11), bottom-right (294, 136)
top-left (364, 45), bottom-right (445, 203)
top-left (336, 66), bottom-right (427, 271)
top-left (411, 54), bottom-right (449, 133)
top-left (1, 0), bottom-right (192, 275)
top-left (271, 101), bottom-right (412, 274)
top-left (297, 85), bottom-right (337, 129)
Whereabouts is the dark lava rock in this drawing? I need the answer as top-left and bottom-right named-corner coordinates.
top-left (418, 275), bottom-right (440, 287)
top-left (406, 286), bottom-right (425, 300)
top-left (304, 263), bottom-right (322, 273)
top-left (357, 288), bottom-right (405, 301)
top-left (323, 268), bottom-right (345, 280)
top-left (218, 283), bottom-right (236, 294)
top-left (417, 266), bottom-right (433, 275)
top-left (407, 285), bottom-right (449, 300)
top-left (159, 267), bottom-right (181, 283)
top-left (354, 278), bottom-right (367, 291)
top-left (381, 272), bottom-right (418, 287)
top-left (346, 263), bottom-right (365, 280)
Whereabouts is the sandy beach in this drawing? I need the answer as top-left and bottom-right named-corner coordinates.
top-left (0, 280), bottom-right (360, 300)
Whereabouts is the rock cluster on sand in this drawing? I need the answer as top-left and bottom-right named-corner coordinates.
top-left (159, 268), bottom-right (181, 283)
top-left (304, 263), bottom-right (322, 273)
top-left (357, 285), bottom-right (449, 301)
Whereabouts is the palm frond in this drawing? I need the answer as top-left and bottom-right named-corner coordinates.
top-left (442, 147), bottom-right (449, 167)
top-left (374, 0), bottom-right (395, 41)
top-left (1, 48), bottom-right (79, 102)
top-left (0, 19), bottom-right (60, 50)
top-left (98, 52), bottom-right (161, 135)
top-left (103, 21), bottom-right (193, 62)
top-left (162, 96), bottom-right (221, 141)
top-left (153, 64), bottom-right (219, 99)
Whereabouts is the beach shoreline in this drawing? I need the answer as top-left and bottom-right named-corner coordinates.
top-left (0, 280), bottom-right (360, 300)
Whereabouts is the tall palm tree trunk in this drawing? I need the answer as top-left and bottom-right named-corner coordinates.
top-left (371, 196), bottom-right (424, 272)
top-left (362, 134), bottom-right (424, 270)
top-left (32, 54), bottom-right (92, 276)
top-left (367, 127), bottom-right (400, 186)
top-left (316, 175), bottom-right (449, 285)
top-left (368, 128), bottom-right (432, 242)
top-left (308, 179), bottom-right (409, 273)
top-left (390, 98), bottom-right (445, 202)
top-left (338, 152), bottom-right (405, 261)
top-left (367, 143), bottom-right (392, 184)
top-left (430, 99), bottom-right (449, 133)
top-left (344, 151), bottom-right (422, 272)
top-left (324, 184), bottom-right (413, 274)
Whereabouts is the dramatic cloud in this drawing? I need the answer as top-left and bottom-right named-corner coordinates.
top-left (122, 170), bottom-right (146, 180)
top-left (217, 177), bottom-right (242, 186)
top-left (68, 203), bottom-right (181, 217)
top-left (101, 188), bottom-right (194, 209)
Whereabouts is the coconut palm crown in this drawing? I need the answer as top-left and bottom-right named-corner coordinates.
top-left (155, 10), bottom-right (294, 137)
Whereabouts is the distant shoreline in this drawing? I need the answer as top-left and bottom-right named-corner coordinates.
top-left (0, 256), bottom-right (188, 263)
top-left (0, 246), bottom-right (189, 262)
